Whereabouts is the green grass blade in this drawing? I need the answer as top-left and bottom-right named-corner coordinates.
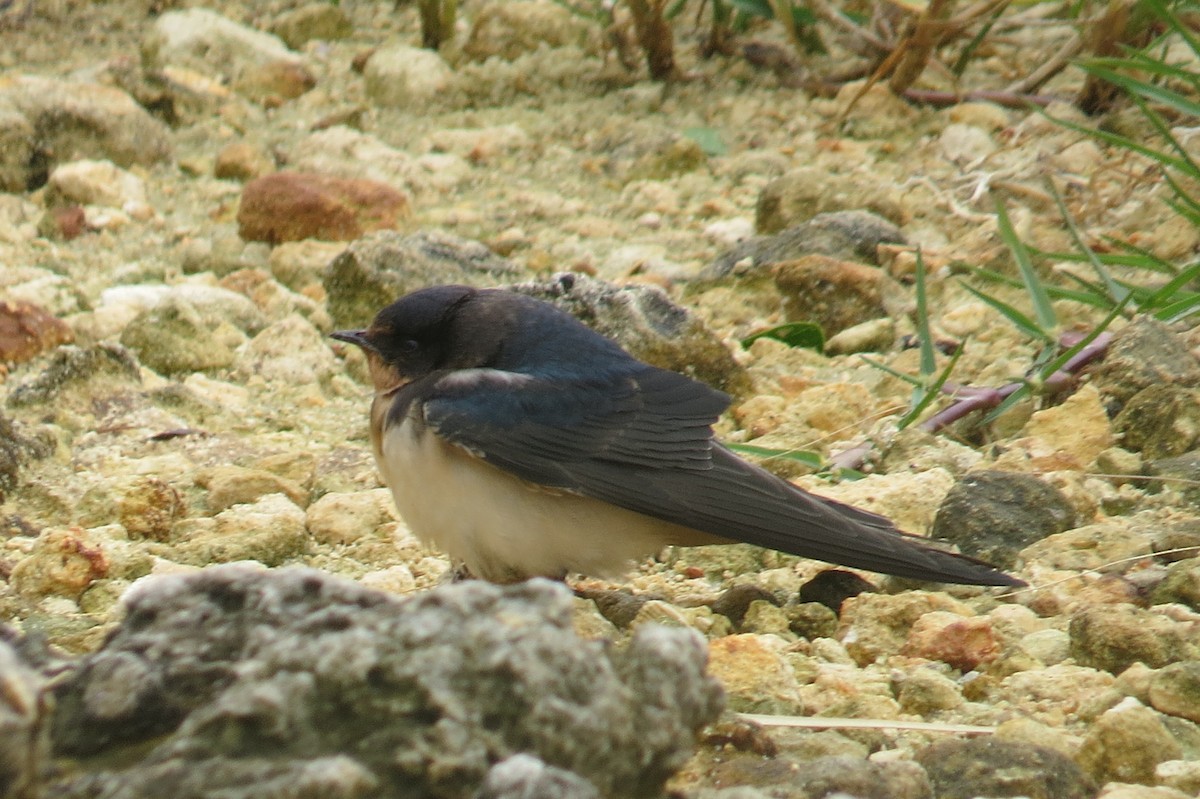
top-left (724, 443), bottom-right (824, 468)
top-left (1081, 63), bottom-right (1200, 118)
top-left (960, 282), bottom-right (1055, 342)
top-left (914, 248), bottom-right (936, 378)
top-left (992, 193), bottom-right (1057, 332)
top-left (1046, 113), bottom-right (1194, 175)
top-left (898, 344), bottom-right (963, 430)
top-left (1139, 260), bottom-right (1200, 312)
top-left (1046, 179), bottom-right (1126, 304)
top-left (860, 356), bottom-right (925, 388)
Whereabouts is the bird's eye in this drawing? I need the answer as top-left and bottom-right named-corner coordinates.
top-left (399, 339), bottom-right (420, 353)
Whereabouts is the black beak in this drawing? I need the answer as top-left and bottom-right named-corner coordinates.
top-left (330, 329), bottom-right (374, 351)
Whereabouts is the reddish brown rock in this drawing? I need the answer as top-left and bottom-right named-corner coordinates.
top-left (237, 171), bottom-right (410, 245)
top-left (901, 611), bottom-right (1000, 672)
top-left (9, 527), bottom-right (109, 600)
top-left (0, 300), bottom-right (74, 363)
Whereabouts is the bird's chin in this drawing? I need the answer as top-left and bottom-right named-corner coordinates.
top-left (365, 355), bottom-right (412, 396)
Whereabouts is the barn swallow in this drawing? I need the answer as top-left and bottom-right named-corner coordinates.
top-left (332, 285), bottom-right (1022, 587)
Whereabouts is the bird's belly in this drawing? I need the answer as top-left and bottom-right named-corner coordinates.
top-left (376, 421), bottom-right (713, 582)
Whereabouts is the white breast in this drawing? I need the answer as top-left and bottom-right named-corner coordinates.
top-left (375, 410), bottom-right (718, 582)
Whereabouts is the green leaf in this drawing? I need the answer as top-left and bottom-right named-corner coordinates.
top-left (992, 193), bottom-right (1058, 333)
top-left (859, 356), bottom-right (924, 388)
top-left (741, 321), bottom-right (825, 350)
top-left (898, 343), bottom-right (963, 430)
top-left (682, 126), bottom-right (728, 156)
top-left (1046, 179), bottom-right (1126, 305)
top-left (724, 443), bottom-right (824, 469)
top-left (960, 282), bottom-right (1055, 342)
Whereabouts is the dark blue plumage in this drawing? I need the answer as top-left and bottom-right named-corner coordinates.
top-left (333, 285), bottom-right (1023, 587)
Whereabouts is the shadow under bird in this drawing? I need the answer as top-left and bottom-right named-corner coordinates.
top-left (332, 285), bottom-right (1023, 588)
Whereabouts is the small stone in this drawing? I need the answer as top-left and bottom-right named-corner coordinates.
top-left (1151, 558), bottom-right (1200, 610)
top-left (1052, 139), bottom-right (1104, 175)
top-left (631, 601), bottom-right (731, 639)
top-left (931, 470), bottom-right (1076, 569)
top-left (824, 317), bottom-right (896, 355)
top-left (234, 314), bottom-right (339, 385)
top-left (740, 601), bottom-right (792, 636)
top-left (116, 476), bottom-right (186, 541)
top-left (895, 667), bottom-right (964, 713)
top-left (1148, 661), bottom-right (1200, 723)
top-left (271, 2), bottom-right (352, 49)
top-left (214, 142), bottom-right (274, 182)
top-left (45, 159), bottom-right (147, 210)
top-left (477, 754), bottom-right (601, 799)
top-left (836, 591), bottom-right (972, 666)
top-left (305, 489), bottom-right (395, 546)
top-left (0, 300), bottom-right (73, 363)
top-left (363, 45), bottom-right (452, 108)
top-left (901, 611), bottom-right (999, 672)
top-left (710, 583), bottom-right (779, 627)
top-left (197, 466), bottom-right (309, 514)
top-left (1018, 628), bottom-right (1071, 666)
top-left (706, 634), bottom-right (804, 714)
top-left (1157, 759), bottom-right (1200, 795)
top-left (938, 123), bottom-right (997, 164)
top-left (233, 58), bottom-right (316, 104)
top-left (798, 569), bottom-right (876, 613)
top-left (269, 240), bottom-right (346, 293)
top-left (462, 1), bottom-right (592, 62)
top-left (755, 167), bottom-right (906, 234)
top-left (993, 717), bottom-right (1081, 758)
top-left (794, 756), bottom-right (931, 799)
top-left (1077, 698), bottom-right (1182, 785)
top-left (1070, 604), bottom-right (1193, 674)
top-left (175, 493), bottom-right (309, 566)
top-left (946, 101), bottom-right (1010, 131)
top-left (1096, 786), bottom-right (1194, 799)
top-left (783, 601), bottom-right (839, 640)
top-left (119, 297), bottom-right (241, 375)
top-left (1113, 384), bottom-right (1200, 459)
top-left (772, 255), bottom-right (900, 337)
top-left (6, 343), bottom-right (141, 409)
top-left (918, 738), bottom-right (1094, 799)
top-left (1021, 383), bottom-right (1113, 468)
top-left (9, 527), bottom-right (109, 600)
top-left (1091, 316), bottom-right (1200, 407)
top-left (237, 171), bottom-right (411, 245)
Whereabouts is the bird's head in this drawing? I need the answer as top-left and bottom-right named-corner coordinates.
top-left (331, 284), bottom-right (485, 393)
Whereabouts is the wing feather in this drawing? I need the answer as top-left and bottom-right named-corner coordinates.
top-left (421, 364), bottom-right (1020, 586)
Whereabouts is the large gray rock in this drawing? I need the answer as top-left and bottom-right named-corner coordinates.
top-left (0, 635), bottom-right (48, 799)
top-left (143, 8), bottom-right (313, 103)
top-left (363, 45), bottom-right (452, 108)
top-left (509, 272), bottom-right (750, 395)
top-left (323, 230), bottom-right (521, 329)
top-left (0, 76), bottom-right (172, 189)
top-left (704, 210), bottom-right (906, 281)
top-left (48, 565), bottom-right (723, 798)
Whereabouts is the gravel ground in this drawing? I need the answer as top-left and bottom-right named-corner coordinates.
top-left (1, 1), bottom-right (1199, 798)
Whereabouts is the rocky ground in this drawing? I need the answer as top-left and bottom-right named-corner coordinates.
top-left (1, 0), bottom-right (1199, 797)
